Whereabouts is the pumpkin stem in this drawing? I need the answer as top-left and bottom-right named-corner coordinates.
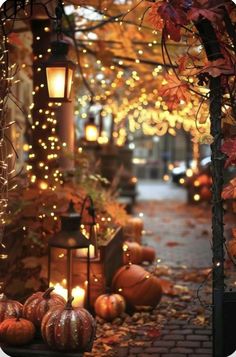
top-left (16, 310), bottom-right (21, 321)
top-left (43, 287), bottom-right (54, 299)
top-left (65, 296), bottom-right (74, 310)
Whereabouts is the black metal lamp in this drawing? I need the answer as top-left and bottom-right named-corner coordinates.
top-left (48, 201), bottom-right (90, 308)
top-left (45, 41), bottom-right (75, 102)
top-left (85, 114), bottom-right (99, 142)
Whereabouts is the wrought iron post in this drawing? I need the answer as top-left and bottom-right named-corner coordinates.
top-left (195, 17), bottom-right (225, 356)
top-left (210, 76), bottom-right (224, 357)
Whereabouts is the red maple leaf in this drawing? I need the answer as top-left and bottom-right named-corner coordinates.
top-left (148, 1), bottom-right (188, 41)
top-left (148, 2), bottom-right (164, 32)
top-left (222, 178), bottom-right (236, 200)
top-left (221, 138), bottom-right (236, 167)
top-left (159, 74), bottom-right (191, 109)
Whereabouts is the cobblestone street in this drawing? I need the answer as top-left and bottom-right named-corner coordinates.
top-left (85, 180), bottom-right (234, 357)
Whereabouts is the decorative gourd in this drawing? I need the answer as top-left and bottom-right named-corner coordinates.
top-left (0, 294), bottom-right (23, 323)
top-left (41, 297), bottom-right (96, 352)
top-left (112, 264), bottom-right (162, 308)
top-left (0, 316), bottom-right (35, 345)
top-left (123, 242), bottom-right (155, 265)
top-left (124, 217), bottom-right (144, 244)
top-left (23, 287), bottom-right (66, 327)
top-left (94, 293), bottom-right (126, 321)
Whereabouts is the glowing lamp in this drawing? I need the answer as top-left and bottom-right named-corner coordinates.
top-left (85, 115), bottom-right (98, 142)
top-left (45, 41), bottom-right (75, 102)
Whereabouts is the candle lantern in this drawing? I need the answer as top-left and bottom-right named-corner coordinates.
top-left (45, 41), bottom-right (75, 102)
top-left (85, 114), bottom-right (99, 142)
top-left (48, 201), bottom-right (91, 309)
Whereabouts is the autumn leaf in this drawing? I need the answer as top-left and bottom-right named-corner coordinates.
top-left (145, 327), bottom-right (161, 339)
top-left (222, 178), bottom-right (236, 200)
top-left (148, 1), bottom-right (188, 41)
top-left (187, 7), bottom-right (223, 22)
top-left (200, 58), bottom-right (235, 77)
top-left (198, 134), bottom-right (214, 145)
top-left (221, 138), bottom-right (236, 167)
top-left (159, 75), bottom-right (191, 109)
top-left (157, 278), bottom-right (174, 295)
top-left (148, 2), bottom-right (164, 32)
top-left (166, 241), bottom-right (183, 247)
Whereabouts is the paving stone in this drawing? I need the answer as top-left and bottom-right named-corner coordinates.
top-left (145, 347), bottom-right (169, 353)
top-left (202, 341), bottom-right (212, 348)
top-left (170, 347), bottom-right (194, 354)
top-left (116, 347), bottom-right (128, 357)
top-left (195, 348), bottom-right (212, 354)
top-left (130, 347), bottom-right (144, 353)
top-left (153, 340), bottom-right (176, 347)
top-left (161, 354), bottom-right (186, 357)
top-left (163, 334), bottom-right (185, 341)
top-left (190, 355), bottom-right (212, 357)
top-left (186, 334), bottom-right (209, 341)
top-left (194, 329), bottom-right (212, 335)
top-left (171, 329), bottom-right (193, 335)
top-left (177, 341), bottom-right (201, 348)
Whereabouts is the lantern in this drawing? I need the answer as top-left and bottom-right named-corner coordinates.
top-left (85, 115), bottom-right (99, 142)
top-left (45, 41), bottom-right (75, 102)
top-left (48, 201), bottom-right (91, 309)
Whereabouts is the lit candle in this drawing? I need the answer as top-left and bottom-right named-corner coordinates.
top-left (76, 244), bottom-right (95, 258)
top-left (53, 283), bottom-right (67, 300)
top-left (71, 286), bottom-right (85, 308)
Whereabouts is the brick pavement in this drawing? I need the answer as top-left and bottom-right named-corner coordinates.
top-left (114, 319), bottom-right (212, 357)
top-left (85, 183), bottom-right (222, 357)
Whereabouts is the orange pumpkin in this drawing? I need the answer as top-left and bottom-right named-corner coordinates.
top-left (23, 287), bottom-right (66, 327)
top-left (41, 297), bottom-right (96, 351)
top-left (123, 242), bottom-right (155, 265)
top-left (199, 186), bottom-right (211, 201)
top-left (112, 264), bottom-right (162, 308)
top-left (0, 294), bottom-right (23, 323)
top-left (94, 293), bottom-right (126, 321)
top-left (124, 217), bottom-right (143, 244)
top-left (0, 316), bottom-right (35, 345)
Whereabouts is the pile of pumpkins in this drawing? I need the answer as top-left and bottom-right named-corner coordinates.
top-left (0, 287), bottom-right (95, 352)
top-left (95, 264), bottom-right (163, 321)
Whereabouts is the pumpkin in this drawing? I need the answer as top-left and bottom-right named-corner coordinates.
top-left (0, 316), bottom-right (35, 345)
top-left (124, 217), bottom-right (143, 244)
top-left (112, 264), bottom-right (162, 308)
top-left (23, 287), bottom-right (66, 327)
top-left (94, 293), bottom-right (126, 321)
top-left (199, 186), bottom-right (211, 201)
top-left (41, 297), bottom-right (96, 352)
top-left (123, 242), bottom-right (155, 265)
top-left (0, 294), bottom-right (23, 323)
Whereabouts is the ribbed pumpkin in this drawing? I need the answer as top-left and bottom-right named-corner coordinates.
top-left (23, 287), bottom-right (66, 327)
top-left (0, 316), bottom-right (35, 345)
top-left (94, 293), bottom-right (126, 321)
top-left (124, 217), bottom-right (143, 244)
top-left (41, 297), bottom-right (96, 352)
top-left (123, 242), bottom-right (155, 265)
top-left (112, 264), bottom-right (162, 308)
top-left (0, 294), bottom-right (23, 322)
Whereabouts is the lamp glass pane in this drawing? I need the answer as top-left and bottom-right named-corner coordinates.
top-left (85, 124), bottom-right (98, 142)
top-left (67, 68), bottom-right (73, 98)
top-left (46, 67), bottom-right (66, 98)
